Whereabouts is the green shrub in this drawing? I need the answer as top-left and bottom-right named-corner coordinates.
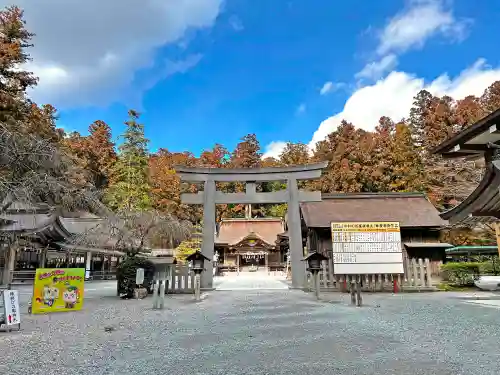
top-left (441, 262), bottom-right (480, 286)
top-left (478, 258), bottom-right (500, 275)
top-left (116, 256), bottom-right (155, 298)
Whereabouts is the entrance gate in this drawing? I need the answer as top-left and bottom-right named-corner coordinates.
top-left (175, 163), bottom-right (327, 289)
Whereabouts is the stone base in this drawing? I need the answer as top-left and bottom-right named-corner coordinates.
top-left (134, 288), bottom-right (148, 299)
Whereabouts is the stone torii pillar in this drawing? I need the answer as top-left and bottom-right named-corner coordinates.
top-left (175, 163), bottom-right (327, 289)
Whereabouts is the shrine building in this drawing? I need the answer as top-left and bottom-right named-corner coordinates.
top-left (215, 217), bottom-right (287, 273)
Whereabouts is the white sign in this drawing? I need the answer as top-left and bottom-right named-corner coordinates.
top-left (331, 221), bottom-right (404, 275)
top-left (136, 268), bottom-right (145, 285)
top-left (2, 290), bottom-right (21, 326)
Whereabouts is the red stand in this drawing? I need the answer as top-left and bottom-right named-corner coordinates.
top-left (393, 278), bottom-right (399, 293)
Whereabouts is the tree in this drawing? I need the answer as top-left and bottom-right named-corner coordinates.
top-left (106, 110), bottom-right (151, 211)
top-left (279, 142), bottom-right (311, 166)
top-left (86, 120), bottom-right (117, 189)
top-left (407, 90), bottom-right (483, 208)
top-left (70, 209), bottom-right (192, 256)
top-left (199, 144), bottom-right (229, 167)
top-left (230, 133), bottom-right (261, 168)
top-left (453, 95), bottom-right (485, 129)
top-left (313, 121), bottom-right (377, 193)
top-left (0, 7), bottom-right (98, 212)
top-left (175, 226), bottom-right (202, 263)
top-left (149, 149), bottom-right (201, 222)
top-left (64, 120), bottom-right (117, 189)
top-left (0, 6), bottom-right (38, 127)
top-left (480, 81), bottom-right (500, 114)
top-left (279, 142), bottom-right (312, 191)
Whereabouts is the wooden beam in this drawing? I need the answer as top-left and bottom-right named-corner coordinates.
top-left (453, 144), bottom-right (489, 152)
top-left (471, 210), bottom-right (500, 218)
top-left (442, 151), bottom-right (481, 159)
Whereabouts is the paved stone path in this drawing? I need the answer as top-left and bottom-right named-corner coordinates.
top-left (214, 271), bottom-right (289, 290)
top-left (2, 290), bottom-right (500, 374)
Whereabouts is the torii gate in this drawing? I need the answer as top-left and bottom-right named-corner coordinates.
top-left (175, 162), bottom-right (328, 289)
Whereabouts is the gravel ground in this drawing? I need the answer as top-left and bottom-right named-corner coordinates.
top-left (1, 290), bottom-right (500, 375)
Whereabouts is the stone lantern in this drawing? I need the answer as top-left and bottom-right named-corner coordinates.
top-left (186, 251), bottom-right (211, 301)
top-left (303, 252), bottom-right (328, 299)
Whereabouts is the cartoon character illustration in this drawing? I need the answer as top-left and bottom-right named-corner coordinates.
top-left (63, 286), bottom-right (79, 308)
top-left (39, 285), bottom-right (59, 307)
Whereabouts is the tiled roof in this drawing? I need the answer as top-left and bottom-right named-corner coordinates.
top-left (215, 218), bottom-right (284, 246)
top-left (301, 193), bottom-right (447, 228)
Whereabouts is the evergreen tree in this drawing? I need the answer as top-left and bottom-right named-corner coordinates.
top-left (106, 110), bottom-right (151, 211)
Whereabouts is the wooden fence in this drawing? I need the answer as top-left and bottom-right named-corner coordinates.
top-left (305, 257), bottom-right (442, 292)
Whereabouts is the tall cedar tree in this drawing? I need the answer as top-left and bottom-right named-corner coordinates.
top-left (313, 121), bottom-right (377, 193)
top-left (0, 6), bottom-right (37, 127)
top-left (106, 110), bottom-right (152, 211)
top-left (226, 134), bottom-right (262, 217)
top-left (64, 120), bottom-right (117, 189)
top-left (149, 149), bottom-right (201, 222)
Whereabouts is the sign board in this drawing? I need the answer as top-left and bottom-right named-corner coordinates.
top-left (136, 268), bottom-right (145, 285)
top-left (31, 268), bottom-right (85, 314)
top-left (331, 221), bottom-right (404, 275)
top-left (2, 290), bottom-right (21, 325)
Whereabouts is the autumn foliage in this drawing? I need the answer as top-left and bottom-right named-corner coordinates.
top-left (3, 5), bottom-right (500, 247)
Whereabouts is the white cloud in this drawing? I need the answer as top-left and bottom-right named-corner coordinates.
top-left (4, 0), bottom-right (223, 108)
top-left (263, 141), bottom-right (287, 159)
top-left (377, 0), bottom-right (470, 56)
top-left (320, 81), bottom-right (333, 95)
top-left (307, 59), bottom-right (500, 149)
top-left (356, 54), bottom-right (398, 80)
top-left (296, 103), bottom-right (306, 114)
top-left (228, 15), bottom-right (244, 31)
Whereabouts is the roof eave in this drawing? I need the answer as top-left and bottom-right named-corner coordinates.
top-left (440, 160), bottom-right (500, 224)
top-left (432, 108), bottom-right (500, 155)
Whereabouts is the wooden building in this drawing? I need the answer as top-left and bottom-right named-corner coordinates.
top-left (215, 218), bottom-right (287, 272)
top-left (299, 192), bottom-right (451, 261)
top-left (0, 201), bottom-right (123, 285)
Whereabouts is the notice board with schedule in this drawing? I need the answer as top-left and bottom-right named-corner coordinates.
top-left (330, 221), bottom-right (404, 275)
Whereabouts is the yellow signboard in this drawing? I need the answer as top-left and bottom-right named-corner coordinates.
top-left (31, 268), bottom-right (85, 314)
top-left (331, 221), bottom-right (400, 232)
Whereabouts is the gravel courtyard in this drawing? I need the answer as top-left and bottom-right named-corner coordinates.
top-left (1, 290), bottom-right (500, 375)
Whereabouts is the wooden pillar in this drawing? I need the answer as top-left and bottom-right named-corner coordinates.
top-left (495, 222), bottom-right (500, 257)
top-left (3, 245), bottom-right (16, 285)
top-left (236, 253), bottom-right (240, 274)
top-left (65, 251), bottom-right (70, 268)
top-left (39, 246), bottom-right (48, 268)
top-left (265, 252), bottom-right (269, 274)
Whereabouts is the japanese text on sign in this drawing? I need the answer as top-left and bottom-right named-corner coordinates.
top-left (331, 221), bottom-right (404, 275)
top-left (2, 290), bottom-right (21, 325)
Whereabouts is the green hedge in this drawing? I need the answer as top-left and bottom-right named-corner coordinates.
top-left (441, 262), bottom-right (480, 286)
top-left (116, 257), bottom-right (155, 298)
top-left (441, 260), bottom-right (500, 286)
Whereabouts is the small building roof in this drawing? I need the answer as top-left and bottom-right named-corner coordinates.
top-left (215, 218), bottom-right (284, 246)
top-left (446, 245), bottom-right (498, 255)
top-left (300, 193), bottom-right (447, 228)
top-left (432, 108), bottom-right (500, 159)
top-left (403, 242), bottom-right (453, 248)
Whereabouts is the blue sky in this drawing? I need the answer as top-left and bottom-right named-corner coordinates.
top-left (10, 0), bottom-right (500, 157)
